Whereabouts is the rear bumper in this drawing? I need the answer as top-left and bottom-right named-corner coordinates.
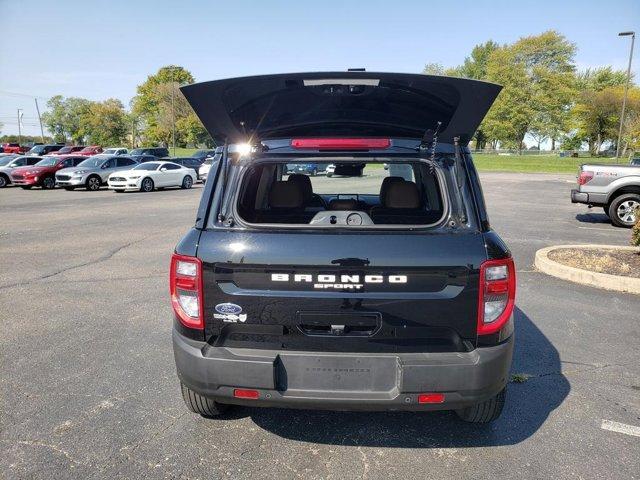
top-left (571, 189), bottom-right (608, 206)
top-left (173, 328), bottom-right (514, 411)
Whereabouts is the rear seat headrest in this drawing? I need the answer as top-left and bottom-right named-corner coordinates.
top-left (385, 181), bottom-right (421, 209)
top-left (269, 181), bottom-right (304, 209)
top-left (287, 174), bottom-right (313, 204)
top-left (379, 176), bottom-right (405, 204)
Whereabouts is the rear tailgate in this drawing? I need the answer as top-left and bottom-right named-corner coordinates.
top-left (198, 230), bottom-right (487, 353)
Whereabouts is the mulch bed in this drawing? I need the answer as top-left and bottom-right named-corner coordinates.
top-left (548, 248), bottom-right (640, 278)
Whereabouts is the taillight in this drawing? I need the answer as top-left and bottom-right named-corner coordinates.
top-left (291, 138), bottom-right (391, 150)
top-left (477, 257), bottom-right (516, 335)
top-left (234, 389), bottom-right (259, 399)
top-left (170, 253), bottom-right (204, 329)
top-left (418, 393), bottom-right (445, 404)
top-left (578, 171), bottom-right (594, 185)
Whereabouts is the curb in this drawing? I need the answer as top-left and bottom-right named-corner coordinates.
top-left (534, 245), bottom-right (640, 294)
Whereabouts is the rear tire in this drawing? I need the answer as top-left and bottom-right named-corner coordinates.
top-left (0, 174), bottom-right (8, 188)
top-left (180, 383), bottom-right (228, 418)
top-left (181, 175), bottom-right (193, 189)
top-left (455, 387), bottom-right (505, 423)
top-left (608, 193), bottom-right (640, 228)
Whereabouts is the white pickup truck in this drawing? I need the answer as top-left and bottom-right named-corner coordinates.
top-left (571, 161), bottom-right (640, 227)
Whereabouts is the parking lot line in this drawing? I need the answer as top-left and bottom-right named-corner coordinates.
top-left (600, 419), bottom-right (640, 438)
top-left (577, 226), bottom-right (617, 232)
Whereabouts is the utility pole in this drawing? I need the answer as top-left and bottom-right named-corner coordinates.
top-left (616, 31), bottom-right (635, 159)
top-left (34, 98), bottom-right (45, 143)
top-left (17, 109), bottom-right (23, 145)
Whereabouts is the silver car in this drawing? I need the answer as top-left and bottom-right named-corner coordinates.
top-left (0, 155), bottom-right (42, 188)
top-left (55, 154), bottom-right (139, 191)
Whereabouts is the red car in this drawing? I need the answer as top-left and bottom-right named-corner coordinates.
top-left (49, 146), bottom-right (85, 155)
top-left (76, 145), bottom-right (103, 156)
top-left (1, 143), bottom-right (28, 154)
top-left (10, 155), bottom-right (87, 189)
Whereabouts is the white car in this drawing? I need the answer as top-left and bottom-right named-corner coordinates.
top-left (326, 164), bottom-right (335, 177)
top-left (108, 161), bottom-right (196, 192)
top-left (103, 147), bottom-right (128, 156)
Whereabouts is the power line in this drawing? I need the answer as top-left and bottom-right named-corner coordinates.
top-left (0, 90), bottom-right (49, 100)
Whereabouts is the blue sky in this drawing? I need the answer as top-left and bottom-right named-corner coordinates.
top-left (1, 0), bottom-right (639, 136)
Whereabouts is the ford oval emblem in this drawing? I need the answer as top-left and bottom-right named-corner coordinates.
top-left (215, 303), bottom-right (242, 314)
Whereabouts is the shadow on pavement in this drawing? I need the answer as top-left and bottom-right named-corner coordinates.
top-left (575, 212), bottom-right (611, 225)
top-left (235, 306), bottom-right (569, 447)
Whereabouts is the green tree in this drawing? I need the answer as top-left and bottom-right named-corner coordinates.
top-left (175, 113), bottom-right (213, 147)
top-left (423, 63), bottom-right (444, 75)
top-left (447, 41), bottom-right (500, 149)
top-left (573, 85), bottom-right (640, 155)
top-left (131, 65), bottom-right (199, 146)
top-left (41, 96), bottom-right (93, 143)
top-left (512, 31), bottom-right (577, 151)
top-left (79, 98), bottom-right (128, 146)
top-left (446, 40), bottom-right (499, 80)
top-left (576, 67), bottom-right (629, 92)
top-left (483, 46), bottom-right (535, 150)
top-left (482, 31), bottom-right (576, 152)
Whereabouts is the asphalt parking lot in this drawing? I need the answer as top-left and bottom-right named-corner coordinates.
top-left (1, 172), bottom-right (639, 479)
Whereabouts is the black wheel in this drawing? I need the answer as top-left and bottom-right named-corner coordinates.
top-left (20, 186), bottom-right (32, 190)
top-left (608, 193), bottom-right (640, 228)
top-left (180, 383), bottom-right (228, 418)
top-left (140, 177), bottom-right (154, 192)
top-left (86, 175), bottom-right (101, 191)
top-left (0, 175), bottom-right (8, 188)
top-left (455, 388), bottom-right (506, 423)
top-left (42, 176), bottom-right (55, 189)
top-left (181, 175), bottom-right (193, 189)
top-left (64, 187), bottom-right (75, 191)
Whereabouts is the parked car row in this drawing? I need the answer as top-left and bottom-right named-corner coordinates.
top-left (0, 149), bottom-right (215, 192)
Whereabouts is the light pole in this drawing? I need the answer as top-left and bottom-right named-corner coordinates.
top-left (615, 31), bottom-right (635, 159)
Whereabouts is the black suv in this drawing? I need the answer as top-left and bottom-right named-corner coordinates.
top-left (169, 157), bottom-right (205, 180)
top-left (26, 144), bottom-right (65, 156)
top-left (171, 72), bottom-right (515, 423)
top-left (129, 147), bottom-right (169, 158)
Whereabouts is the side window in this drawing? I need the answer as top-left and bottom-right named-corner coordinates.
top-left (164, 163), bottom-right (181, 170)
top-left (28, 158), bottom-right (41, 165)
top-left (61, 158), bottom-right (74, 167)
top-left (117, 158), bottom-right (135, 167)
top-left (73, 158), bottom-right (85, 166)
top-left (13, 159), bottom-right (26, 167)
top-left (103, 159), bottom-right (115, 168)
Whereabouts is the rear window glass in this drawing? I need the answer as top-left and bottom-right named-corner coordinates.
top-left (235, 161), bottom-right (445, 227)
